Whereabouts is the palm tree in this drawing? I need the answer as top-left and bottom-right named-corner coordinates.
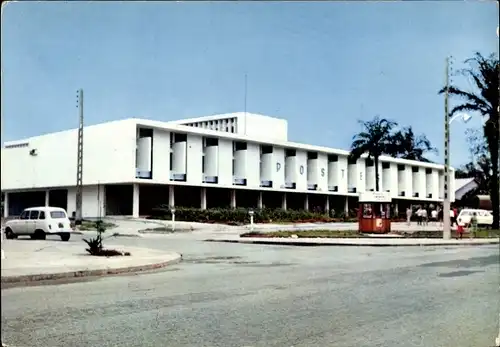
top-left (439, 52), bottom-right (499, 229)
top-left (350, 116), bottom-right (397, 191)
top-left (389, 126), bottom-right (437, 162)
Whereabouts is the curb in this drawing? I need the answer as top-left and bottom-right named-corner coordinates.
top-left (1, 253), bottom-right (182, 285)
top-left (205, 239), bottom-right (499, 247)
top-left (71, 231), bottom-right (142, 238)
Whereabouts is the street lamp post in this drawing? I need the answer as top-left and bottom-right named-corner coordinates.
top-left (443, 111), bottom-right (472, 239)
top-left (171, 208), bottom-right (176, 232)
top-left (443, 57), bottom-right (451, 240)
top-left (249, 210), bottom-right (254, 232)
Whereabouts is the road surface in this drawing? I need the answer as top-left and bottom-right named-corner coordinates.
top-left (2, 234), bottom-right (499, 347)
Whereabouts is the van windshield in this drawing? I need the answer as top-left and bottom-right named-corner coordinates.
top-left (50, 211), bottom-right (67, 219)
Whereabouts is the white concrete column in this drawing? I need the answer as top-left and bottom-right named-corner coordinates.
top-left (304, 194), bottom-right (309, 211)
top-left (282, 193), bottom-right (287, 211)
top-left (230, 189), bottom-right (236, 209)
top-left (200, 188), bottom-right (207, 210)
top-left (325, 195), bottom-right (330, 214)
top-left (3, 192), bottom-right (9, 218)
top-left (45, 190), bottom-right (50, 206)
top-left (257, 191), bottom-right (263, 209)
top-left (169, 185), bottom-right (175, 208)
top-left (344, 196), bottom-right (349, 215)
top-left (132, 184), bottom-right (140, 218)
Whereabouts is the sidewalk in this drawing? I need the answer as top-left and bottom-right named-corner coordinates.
top-left (205, 234), bottom-right (499, 247)
top-left (1, 240), bottom-right (181, 284)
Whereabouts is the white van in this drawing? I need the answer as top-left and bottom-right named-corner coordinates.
top-left (4, 206), bottom-right (72, 241)
top-left (457, 208), bottom-right (493, 227)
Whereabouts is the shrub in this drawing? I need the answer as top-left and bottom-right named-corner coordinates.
top-left (149, 206), bottom-right (334, 224)
top-left (83, 219), bottom-right (119, 256)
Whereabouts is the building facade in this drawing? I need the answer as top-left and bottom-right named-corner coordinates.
top-left (1, 112), bottom-right (455, 218)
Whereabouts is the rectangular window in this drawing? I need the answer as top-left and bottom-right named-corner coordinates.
top-left (234, 141), bottom-right (247, 151)
top-left (20, 211), bottom-right (29, 220)
top-left (307, 152), bottom-right (318, 160)
top-left (261, 145), bottom-right (273, 154)
top-left (39, 211), bottom-right (46, 220)
top-left (29, 210), bottom-right (40, 220)
top-left (50, 211), bottom-right (67, 219)
top-left (328, 154), bottom-right (338, 162)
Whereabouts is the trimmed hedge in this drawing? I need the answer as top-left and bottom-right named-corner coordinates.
top-left (149, 206), bottom-right (357, 224)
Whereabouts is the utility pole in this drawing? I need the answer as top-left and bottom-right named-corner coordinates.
top-left (442, 57), bottom-right (451, 240)
top-left (75, 89), bottom-right (84, 226)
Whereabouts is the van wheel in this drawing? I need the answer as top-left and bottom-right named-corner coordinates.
top-left (60, 233), bottom-right (70, 242)
top-left (34, 229), bottom-right (46, 240)
top-left (5, 228), bottom-right (17, 239)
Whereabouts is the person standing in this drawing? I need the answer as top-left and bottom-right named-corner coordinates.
top-left (422, 208), bottom-right (428, 226)
top-left (469, 212), bottom-right (478, 239)
top-left (406, 207), bottom-right (412, 226)
top-left (416, 206), bottom-right (423, 226)
top-left (449, 208), bottom-right (455, 227)
top-left (431, 208), bottom-right (438, 224)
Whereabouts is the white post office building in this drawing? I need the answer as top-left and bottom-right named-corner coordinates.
top-left (1, 112), bottom-right (455, 218)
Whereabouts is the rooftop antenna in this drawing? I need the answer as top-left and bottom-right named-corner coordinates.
top-left (75, 89), bottom-right (84, 226)
top-left (244, 73), bottom-right (247, 116)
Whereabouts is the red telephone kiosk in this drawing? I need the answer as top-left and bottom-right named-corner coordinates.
top-left (358, 191), bottom-right (392, 234)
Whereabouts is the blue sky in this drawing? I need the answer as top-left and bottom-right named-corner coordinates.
top-left (1, 1), bottom-right (498, 167)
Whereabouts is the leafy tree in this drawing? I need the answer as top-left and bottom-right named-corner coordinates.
top-left (349, 116), bottom-right (397, 191)
top-left (389, 126), bottom-right (437, 162)
top-left (455, 128), bottom-right (492, 206)
top-left (439, 52), bottom-right (499, 228)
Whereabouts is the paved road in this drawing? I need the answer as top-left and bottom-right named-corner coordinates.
top-left (2, 234), bottom-right (499, 347)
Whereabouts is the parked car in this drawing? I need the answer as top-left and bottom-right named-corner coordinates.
top-left (4, 206), bottom-right (73, 241)
top-left (457, 208), bottom-right (493, 227)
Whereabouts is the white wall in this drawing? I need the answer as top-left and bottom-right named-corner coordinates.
top-left (239, 113), bottom-right (288, 142)
top-left (295, 150), bottom-right (308, 191)
top-left (383, 163), bottom-right (398, 195)
top-left (67, 185), bottom-right (105, 218)
top-left (204, 146), bottom-right (218, 177)
top-left (366, 164), bottom-right (375, 191)
top-left (2, 117), bottom-right (451, 203)
top-left (431, 169), bottom-right (440, 199)
top-left (152, 129), bottom-right (170, 182)
top-left (285, 155), bottom-right (297, 184)
top-left (348, 162), bottom-right (356, 191)
top-left (186, 134), bottom-right (203, 184)
top-left (412, 168), bottom-right (420, 197)
top-left (246, 143), bottom-right (260, 187)
top-left (316, 153), bottom-right (328, 192)
top-left (272, 147), bottom-right (285, 189)
top-left (439, 171), bottom-right (444, 199)
top-left (1, 120), bottom-right (137, 190)
top-left (450, 169), bottom-right (456, 202)
top-left (404, 165), bottom-right (413, 198)
top-left (217, 139), bottom-right (233, 185)
top-left (356, 158), bottom-right (366, 192)
top-left (377, 161), bottom-right (384, 192)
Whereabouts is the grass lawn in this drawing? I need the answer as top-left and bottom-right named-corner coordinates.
top-left (240, 230), bottom-right (366, 238)
top-left (77, 220), bottom-right (117, 231)
top-left (241, 229), bottom-right (500, 239)
top-left (395, 229), bottom-right (500, 239)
